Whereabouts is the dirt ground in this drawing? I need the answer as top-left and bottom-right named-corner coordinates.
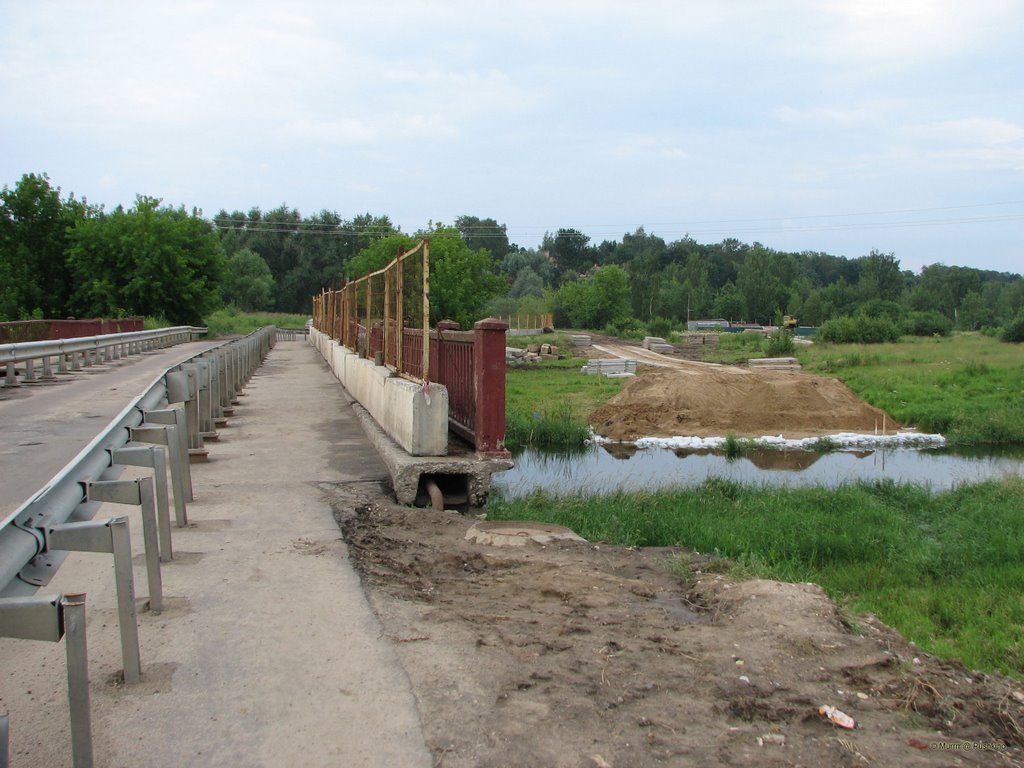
top-left (328, 487), bottom-right (1024, 768)
top-left (584, 341), bottom-right (897, 441)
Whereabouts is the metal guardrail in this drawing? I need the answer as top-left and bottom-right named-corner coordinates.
top-left (0, 326), bottom-right (206, 387)
top-left (0, 325), bottom-right (276, 768)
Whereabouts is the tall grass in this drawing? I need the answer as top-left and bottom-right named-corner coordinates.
top-left (489, 477), bottom-right (1024, 676)
top-left (505, 358), bottom-right (625, 450)
top-left (201, 307), bottom-right (310, 338)
top-left (800, 334), bottom-right (1024, 444)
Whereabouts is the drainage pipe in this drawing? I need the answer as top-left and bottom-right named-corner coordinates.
top-left (424, 479), bottom-right (445, 512)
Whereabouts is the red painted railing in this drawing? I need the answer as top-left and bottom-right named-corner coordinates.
top-left (0, 317), bottom-right (145, 343)
top-left (348, 318), bottom-right (509, 457)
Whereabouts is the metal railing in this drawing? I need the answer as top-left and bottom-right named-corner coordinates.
top-left (312, 239), bottom-right (431, 382)
top-left (0, 326), bottom-right (276, 768)
top-left (1, 326), bottom-right (206, 387)
top-left (495, 313), bottom-right (553, 331)
top-left (0, 317), bottom-right (145, 344)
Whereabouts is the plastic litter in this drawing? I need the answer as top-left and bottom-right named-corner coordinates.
top-left (819, 705), bottom-right (856, 729)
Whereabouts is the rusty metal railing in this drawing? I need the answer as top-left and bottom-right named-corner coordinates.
top-left (312, 239), bottom-right (430, 383)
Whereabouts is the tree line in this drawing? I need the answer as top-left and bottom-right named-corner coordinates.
top-left (3, 173), bottom-right (1023, 337)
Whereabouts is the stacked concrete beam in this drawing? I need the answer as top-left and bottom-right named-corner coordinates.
top-left (580, 359), bottom-right (637, 378)
top-left (642, 336), bottom-right (675, 354)
top-left (747, 357), bottom-right (801, 372)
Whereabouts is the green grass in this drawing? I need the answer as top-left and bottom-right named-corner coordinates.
top-left (505, 332), bottom-right (573, 350)
top-left (489, 476), bottom-right (1024, 676)
top-left (705, 332), bottom-right (767, 364)
top-left (798, 333), bottom-right (1024, 445)
top-left (505, 357), bottom-right (625, 450)
top-left (200, 307), bottom-right (310, 338)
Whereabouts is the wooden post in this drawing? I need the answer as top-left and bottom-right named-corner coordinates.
top-left (473, 318), bottom-right (510, 457)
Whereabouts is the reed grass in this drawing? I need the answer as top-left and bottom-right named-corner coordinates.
top-left (505, 358), bottom-right (625, 450)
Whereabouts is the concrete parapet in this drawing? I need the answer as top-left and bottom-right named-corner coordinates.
top-left (309, 329), bottom-right (448, 456)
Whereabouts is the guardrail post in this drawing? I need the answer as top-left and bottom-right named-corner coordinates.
top-left (62, 594), bottom-right (93, 767)
top-left (0, 594), bottom-right (94, 768)
top-left (45, 519), bottom-right (142, 684)
top-left (473, 319), bottom-right (511, 458)
top-left (111, 446), bottom-right (173, 561)
top-left (144, 406), bottom-right (193, 506)
top-left (172, 366), bottom-right (206, 461)
top-left (3, 361), bottom-right (18, 387)
top-left (85, 479), bottom-right (162, 614)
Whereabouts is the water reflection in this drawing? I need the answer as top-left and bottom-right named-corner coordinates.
top-left (492, 443), bottom-right (1024, 498)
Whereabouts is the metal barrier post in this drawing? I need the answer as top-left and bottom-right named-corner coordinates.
top-left (0, 594), bottom-right (94, 768)
top-left (3, 361), bottom-right (17, 387)
top-left (85, 479), bottom-right (162, 614)
top-left (111, 445), bottom-right (173, 562)
top-left (45, 519), bottom-right (141, 683)
top-left (62, 594), bottom-right (93, 768)
top-left (1, 711), bottom-right (8, 768)
top-left (145, 406), bottom-right (193, 505)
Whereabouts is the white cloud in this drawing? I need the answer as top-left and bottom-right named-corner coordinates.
top-left (921, 118), bottom-right (1024, 146)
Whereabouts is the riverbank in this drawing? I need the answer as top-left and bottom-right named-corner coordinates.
top-left (490, 477), bottom-right (1024, 678)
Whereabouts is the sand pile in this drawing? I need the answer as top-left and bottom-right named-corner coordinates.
top-left (590, 367), bottom-right (897, 441)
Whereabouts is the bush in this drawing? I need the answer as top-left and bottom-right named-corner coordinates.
top-left (818, 316), bottom-right (901, 344)
top-left (858, 299), bottom-right (906, 323)
top-left (903, 311), bottom-right (953, 337)
top-left (603, 317), bottom-right (645, 339)
top-left (647, 316), bottom-right (673, 339)
top-left (765, 329), bottom-right (795, 357)
top-left (1003, 312), bottom-right (1024, 343)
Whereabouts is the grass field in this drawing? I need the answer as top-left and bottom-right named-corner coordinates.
top-left (179, 308), bottom-right (310, 338)
top-left (505, 356), bottom-right (625, 450)
top-left (489, 476), bottom-right (1024, 677)
top-left (798, 333), bottom-right (1024, 444)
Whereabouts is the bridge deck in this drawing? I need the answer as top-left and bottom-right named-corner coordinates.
top-left (0, 341), bottom-right (431, 767)
top-left (0, 339), bottom-right (224, 522)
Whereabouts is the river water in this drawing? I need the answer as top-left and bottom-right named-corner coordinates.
top-left (492, 443), bottom-right (1024, 498)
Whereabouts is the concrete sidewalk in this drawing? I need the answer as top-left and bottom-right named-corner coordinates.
top-left (0, 341), bottom-right (432, 767)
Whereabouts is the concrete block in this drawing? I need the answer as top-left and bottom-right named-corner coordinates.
top-left (309, 329), bottom-right (448, 456)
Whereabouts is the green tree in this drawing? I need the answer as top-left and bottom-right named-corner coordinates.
top-left (67, 196), bottom-right (226, 325)
top-left (455, 215), bottom-right (509, 262)
top-left (543, 229), bottom-right (594, 277)
top-left (856, 249), bottom-right (905, 302)
top-left (346, 226), bottom-right (506, 330)
top-left (736, 247), bottom-right (791, 324)
top-left (426, 226), bottom-right (507, 329)
top-left (553, 264), bottom-right (630, 329)
top-left (712, 281), bottom-right (745, 322)
top-left (957, 291), bottom-right (991, 330)
top-left (224, 249), bottom-right (275, 311)
top-left (0, 173), bottom-right (93, 320)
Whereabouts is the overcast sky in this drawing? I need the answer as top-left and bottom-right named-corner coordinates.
top-left (2, 1), bottom-right (1022, 274)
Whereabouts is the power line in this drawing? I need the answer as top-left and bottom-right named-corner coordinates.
top-left (210, 200), bottom-right (1024, 241)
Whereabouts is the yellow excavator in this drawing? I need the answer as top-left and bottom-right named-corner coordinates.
top-left (782, 315), bottom-right (798, 330)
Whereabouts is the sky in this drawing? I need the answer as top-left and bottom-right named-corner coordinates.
top-left (2, 0), bottom-right (1022, 275)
